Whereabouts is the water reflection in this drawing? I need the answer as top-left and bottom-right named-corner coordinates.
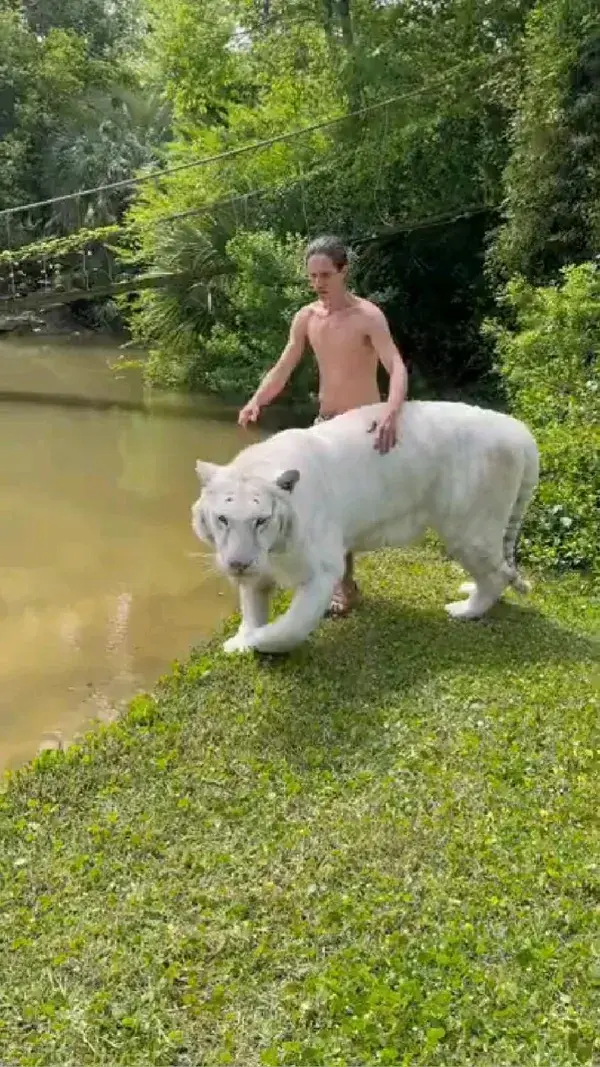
top-left (0, 334), bottom-right (259, 772)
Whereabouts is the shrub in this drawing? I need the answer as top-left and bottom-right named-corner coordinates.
top-left (484, 261), bottom-right (599, 573)
top-left (201, 230), bottom-right (315, 407)
top-left (129, 225), bottom-right (315, 409)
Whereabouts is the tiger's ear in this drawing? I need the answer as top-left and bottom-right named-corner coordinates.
top-left (195, 460), bottom-right (222, 485)
top-left (275, 468), bottom-right (300, 493)
top-left (192, 503), bottom-right (215, 545)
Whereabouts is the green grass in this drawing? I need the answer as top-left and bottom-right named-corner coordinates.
top-left (0, 548), bottom-right (598, 1067)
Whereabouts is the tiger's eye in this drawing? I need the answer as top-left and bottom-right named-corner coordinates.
top-left (217, 515), bottom-right (228, 526)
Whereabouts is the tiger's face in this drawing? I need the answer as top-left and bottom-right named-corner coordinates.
top-left (191, 461), bottom-right (300, 581)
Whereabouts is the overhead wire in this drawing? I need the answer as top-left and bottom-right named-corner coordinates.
top-left (0, 51), bottom-right (513, 222)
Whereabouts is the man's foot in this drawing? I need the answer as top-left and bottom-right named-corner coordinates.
top-left (326, 579), bottom-right (359, 619)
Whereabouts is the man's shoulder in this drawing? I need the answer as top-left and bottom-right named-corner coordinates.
top-left (294, 303), bottom-right (319, 323)
top-left (353, 296), bottom-right (388, 323)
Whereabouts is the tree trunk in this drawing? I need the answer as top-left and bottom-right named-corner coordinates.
top-left (337, 0), bottom-right (361, 111)
top-left (323, 0), bottom-right (334, 38)
top-left (338, 0), bottom-right (353, 49)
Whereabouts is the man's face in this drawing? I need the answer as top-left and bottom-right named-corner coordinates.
top-left (306, 253), bottom-right (347, 301)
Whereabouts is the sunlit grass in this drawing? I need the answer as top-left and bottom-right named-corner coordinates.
top-left (0, 547), bottom-right (598, 1066)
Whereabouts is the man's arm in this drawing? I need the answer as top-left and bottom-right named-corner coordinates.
top-left (365, 303), bottom-right (408, 452)
top-left (366, 304), bottom-right (407, 410)
top-left (238, 308), bottom-right (309, 426)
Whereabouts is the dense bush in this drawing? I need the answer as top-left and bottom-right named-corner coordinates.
top-left (485, 261), bottom-right (599, 572)
top-left (123, 0), bottom-right (535, 405)
top-left (356, 210), bottom-right (503, 403)
top-left (199, 230), bottom-right (315, 406)
top-left (131, 200), bottom-right (505, 406)
top-left (489, 0), bottom-right (600, 285)
top-left (139, 228), bottom-right (316, 408)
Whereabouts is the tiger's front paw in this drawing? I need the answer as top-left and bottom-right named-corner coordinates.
top-left (222, 631), bottom-right (255, 654)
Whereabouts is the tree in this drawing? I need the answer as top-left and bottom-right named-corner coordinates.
top-left (125, 0), bottom-right (536, 396)
top-left (20, 0), bottom-right (144, 59)
top-left (0, 1), bottom-right (170, 233)
top-left (489, 0), bottom-right (600, 284)
top-left (0, 0), bottom-right (170, 329)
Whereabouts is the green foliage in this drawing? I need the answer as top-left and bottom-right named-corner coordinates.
top-left (356, 210), bottom-right (504, 402)
top-left (201, 230), bottom-right (315, 403)
top-left (0, 225), bottom-right (122, 265)
top-left (124, 0), bottom-right (536, 400)
top-left (20, 0), bottom-right (144, 59)
top-left (485, 261), bottom-right (600, 572)
top-left (125, 214), bottom-right (235, 389)
top-left (490, 0), bottom-right (600, 285)
top-left (35, 85), bottom-right (171, 233)
top-left (0, 0), bottom-right (168, 236)
top-left (0, 0), bottom-right (171, 329)
top-left (0, 10), bottom-right (37, 210)
top-left (139, 229), bottom-right (315, 405)
top-left (142, 0), bottom-right (252, 128)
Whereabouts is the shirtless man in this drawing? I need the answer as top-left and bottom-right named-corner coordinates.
top-left (238, 234), bottom-right (408, 617)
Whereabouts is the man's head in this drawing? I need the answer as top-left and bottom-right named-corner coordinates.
top-left (305, 235), bottom-right (349, 303)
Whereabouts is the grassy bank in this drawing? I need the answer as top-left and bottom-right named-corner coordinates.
top-left (0, 548), bottom-right (598, 1067)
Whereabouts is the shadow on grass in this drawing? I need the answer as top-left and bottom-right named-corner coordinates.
top-left (231, 588), bottom-right (596, 768)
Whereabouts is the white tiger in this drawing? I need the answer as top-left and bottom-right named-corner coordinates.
top-left (192, 400), bottom-right (539, 655)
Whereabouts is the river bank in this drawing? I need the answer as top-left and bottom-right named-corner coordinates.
top-left (0, 334), bottom-right (254, 772)
top-left (0, 546), bottom-right (597, 1066)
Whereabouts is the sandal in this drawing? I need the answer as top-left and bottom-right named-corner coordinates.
top-left (325, 579), bottom-right (360, 618)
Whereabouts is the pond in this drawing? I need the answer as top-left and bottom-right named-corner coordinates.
top-left (0, 334), bottom-right (261, 772)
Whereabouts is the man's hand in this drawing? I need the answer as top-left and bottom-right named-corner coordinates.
top-left (237, 308), bottom-right (308, 429)
top-left (368, 405), bottom-right (399, 453)
top-left (238, 398), bottom-right (261, 428)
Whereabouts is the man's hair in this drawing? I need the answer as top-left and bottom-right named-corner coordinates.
top-left (305, 234), bottom-right (348, 269)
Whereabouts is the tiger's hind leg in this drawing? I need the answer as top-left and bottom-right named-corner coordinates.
top-left (441, 445), bottom-right (528, 620)
top-left (445, 537), bottom-right (512, 621)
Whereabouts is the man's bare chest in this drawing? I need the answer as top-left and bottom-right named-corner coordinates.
top-left (307, 313), bottom-right (371, 358)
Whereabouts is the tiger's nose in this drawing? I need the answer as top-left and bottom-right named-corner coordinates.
top-left (229, 559), bottom-right (252, 575)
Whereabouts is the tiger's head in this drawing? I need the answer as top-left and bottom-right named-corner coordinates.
top-left (191, 460), bottom-right (300, 581)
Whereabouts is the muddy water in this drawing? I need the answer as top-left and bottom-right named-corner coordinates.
top-left (0, 335), bottom-right (261, 773)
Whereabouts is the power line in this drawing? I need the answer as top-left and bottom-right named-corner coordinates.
top-left (352, 203), bottom-right (500, 245)
top-left (0, 167), bottom-right (499, 267)
top-left (0, 52), bottom-right (512, 223)
top-left (0, 199), bottom-right (500, 310)
top-left (0, 180), bottom-right (320, 265)
top-left (153, 187), bottom-right (499, 237)
top-left (0, 193), bottom-right (500, 274)
top-left (152, 166), bottom-right (332, 227)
